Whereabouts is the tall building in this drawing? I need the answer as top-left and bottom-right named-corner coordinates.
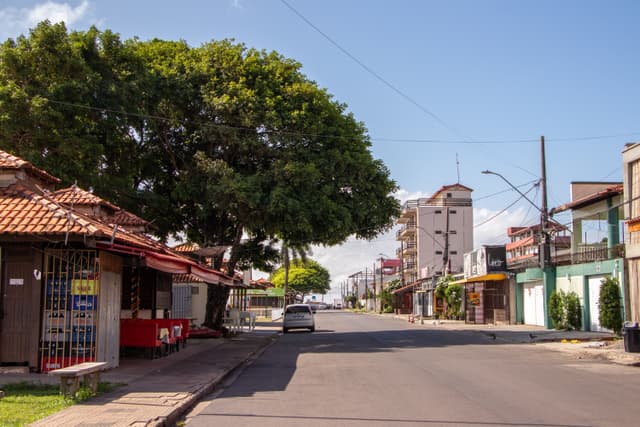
top-left (396, 184), bottom-right (474, 287)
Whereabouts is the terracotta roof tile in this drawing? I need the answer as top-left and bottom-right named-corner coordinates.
top-left (0, 149), bottom-right (61, 185)
top-left (50, 186), bottom-right (150, 228)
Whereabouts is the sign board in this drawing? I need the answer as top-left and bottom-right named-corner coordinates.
top-left (71, 279), bottom-right (98, 295)
top-left (9, 278), bottom-right (24, 286)
top-left (464, 246), bottom-right (506, 278)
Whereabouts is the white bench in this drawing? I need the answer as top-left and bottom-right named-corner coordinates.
top-left (49, 362), bottom-right (109, 397)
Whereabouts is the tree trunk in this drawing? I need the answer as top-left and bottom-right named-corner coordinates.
top-left (203, 283), bottom-right (230, 329)
top-left (203, 225), bottom-right (243, 330)
top-left (282, 250), bottom-right (290, 307)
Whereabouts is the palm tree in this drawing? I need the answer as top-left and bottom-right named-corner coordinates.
top-left (280, 241), bottom-right (311, 307)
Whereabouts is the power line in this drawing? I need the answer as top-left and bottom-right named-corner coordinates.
top-left (474, 184), bottom-right (538, 229)
top-left (473, 179), bottom-right (540, 201)
top-left (278, 0), bottom-right (465, 139)
top-left (42, 97), bottom-right (640, 147)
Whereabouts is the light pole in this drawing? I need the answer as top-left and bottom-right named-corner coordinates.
top-left (481, 170), bottom-right (550, 269)
top-left (378, 253), bottom-right (392, 313)
top-left (482, 137), bottom-right (554, 327)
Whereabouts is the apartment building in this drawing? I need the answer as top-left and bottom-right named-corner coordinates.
top-left (394, 184), bottom-right (473, 314)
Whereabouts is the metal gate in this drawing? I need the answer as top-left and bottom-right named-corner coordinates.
top-left (40, 249), bottom-right (100, 372)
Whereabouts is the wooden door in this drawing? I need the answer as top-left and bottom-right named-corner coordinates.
top-left (1, 247), bottom-right (42, 368)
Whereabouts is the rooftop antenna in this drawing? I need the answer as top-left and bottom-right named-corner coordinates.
top-left (456, 153), bottom-right (461, 184)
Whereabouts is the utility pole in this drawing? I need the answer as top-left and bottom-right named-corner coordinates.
top-left (373, 262), bottom-right (377, 312)
top-left (540, 135), bottom-right (551, 268)
top-left (379, 258), bottom-right (384, 313)
top-left (540, 135), bottom-right (555, 329)
top-left (443, 206), bottom-right (450, 274)
top-left (364, 267), bottom-right (368, 311)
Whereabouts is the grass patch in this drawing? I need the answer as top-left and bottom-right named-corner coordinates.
top-left (0, 381), bottom-right (117, 426)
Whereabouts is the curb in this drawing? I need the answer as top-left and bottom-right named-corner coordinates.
top-left (152, 332), bottom-right (280, 427)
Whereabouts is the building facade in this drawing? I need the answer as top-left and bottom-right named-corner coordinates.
top-left (395, 184), bottom-right (474, 316)
top-left (623, 143), bottom-right (640, 324)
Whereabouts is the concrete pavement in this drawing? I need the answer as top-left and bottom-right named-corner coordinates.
top-left (1, 321), bottom-right (280, 427)
top-left (2, 312), bottom-right (640, 426)
top-left (375, 311), bottom-right (640, 366)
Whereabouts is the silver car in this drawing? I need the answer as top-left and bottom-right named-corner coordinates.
top-left (282, 304), bottom-right (315, 333)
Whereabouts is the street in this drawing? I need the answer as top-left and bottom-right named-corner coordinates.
top-left (185, 311), bottom-right (640, 427)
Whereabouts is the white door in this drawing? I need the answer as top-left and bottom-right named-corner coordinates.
top-left (524, 282), bottom-right (544, 326)
top-left (588, 276), bottom-right (611, 332)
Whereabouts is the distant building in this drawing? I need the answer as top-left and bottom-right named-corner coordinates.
top-left (394, 184), bottom-right (474, 316)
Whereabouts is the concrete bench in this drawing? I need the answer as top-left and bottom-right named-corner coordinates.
top-left (49, 362), bottom-right (109, 397)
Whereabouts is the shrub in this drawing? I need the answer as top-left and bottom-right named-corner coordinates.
top-left (599, 277), bottom-right (623, 335)
top-left (564, 291), bottom-right (582, 331)
top-left (549, 290), bottom-right (582, 330)
top-left (549, 290), bottom-right (565, 329)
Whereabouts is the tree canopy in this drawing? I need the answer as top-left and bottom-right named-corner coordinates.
top-left (0, 21), bottom-right (400, 270)
top-left (0, 22), bottom-right (400, 327)
top-left (271, 259), bottom-right (330, 297)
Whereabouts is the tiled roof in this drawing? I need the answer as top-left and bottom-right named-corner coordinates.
top-left (0, 149), bottom-right (60, 185)
top-left (0, 183), bottom-right (160, 250)
top-left (50, 186), bottom-right (150, 227)
top-left (50, 186), bottom-right (118, 210)
top-left (172, 242), bottom-right (200, 253)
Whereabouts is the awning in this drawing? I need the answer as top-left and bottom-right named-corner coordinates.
top-left (190, 263), bottom-right (233, 286)
top-left (450, 273), bottom-right (507, 285)
top-left (391, 282), bottom-right (417, 294)
top-left (143, 251), bottom-right (190, 274)
top-left (96, 242), bottom-right (234, 285)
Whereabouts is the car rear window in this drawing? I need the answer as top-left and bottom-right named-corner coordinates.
top-left (286, 306), bottom-right (310, 314)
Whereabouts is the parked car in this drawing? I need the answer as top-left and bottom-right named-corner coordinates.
top-left (308, 301), bottom-right (329, 310)
top-left (283, 304), bottom-right (315, 333)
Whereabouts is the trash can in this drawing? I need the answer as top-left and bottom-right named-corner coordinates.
top-left (623, 322), bottom-right (640, 353)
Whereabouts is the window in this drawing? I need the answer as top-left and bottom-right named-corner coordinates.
top-left (450, 250), bottom-right (458, 255)
top-left (435, 250), bottom-right (443, 255)
top-left (446, 193), bottom-right (452, 198)
top-left (435, 230), bottom-right (442, 234)
top-left (450, 230), bottom-right (457, 234)
top-left (450, 209), bottom-right (457, 214)
top-left (435, 210), bottom-right (442, 214)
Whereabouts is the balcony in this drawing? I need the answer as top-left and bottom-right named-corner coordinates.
top-left (396, 223), bottom-right (416, 240)
top-left (403, 261), bottom-right (417, 272)
top-left (507, 243), bottom-right (625, 270)
top-left (403, 241), bottom-right (417, 255)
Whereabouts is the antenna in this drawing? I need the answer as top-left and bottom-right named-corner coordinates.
top-left (456, 153), bottom-right (461, 183)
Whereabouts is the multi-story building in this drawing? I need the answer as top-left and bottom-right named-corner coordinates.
top-left (394, 184), bottom-right (473, 315)
top-left (623, 143), bottom-right (640, 323)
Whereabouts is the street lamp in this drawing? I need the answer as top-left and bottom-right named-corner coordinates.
top-left (481, 169), bottom-right (550, 268)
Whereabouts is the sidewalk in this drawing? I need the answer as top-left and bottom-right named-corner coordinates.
top-left (2, 313), bottom-right (639, 427)
top-left (1, 321), bottom-right (280, 427)
top-left (376, 311), bottom-right (640, 366)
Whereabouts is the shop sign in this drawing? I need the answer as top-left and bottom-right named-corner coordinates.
top-left (71, 279), bottom-right (98, 295)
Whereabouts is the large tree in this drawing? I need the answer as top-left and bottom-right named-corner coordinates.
top-left (271, 259), bottom-right (330, 300)
top-left (0, 23), bottom-right (401, 328)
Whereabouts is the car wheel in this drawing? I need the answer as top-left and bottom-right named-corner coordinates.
top-left (282, 328), bottom-right (288, 333)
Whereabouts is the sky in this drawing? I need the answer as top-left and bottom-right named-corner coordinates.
top-left (1, 0), bottom-right (638, 300)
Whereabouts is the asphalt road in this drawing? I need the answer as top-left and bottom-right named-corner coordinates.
top-left (184, 311), bottom-right (640, 427)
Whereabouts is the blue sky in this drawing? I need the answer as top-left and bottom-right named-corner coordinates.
top-left (1, 1), bottom-right (637, 296)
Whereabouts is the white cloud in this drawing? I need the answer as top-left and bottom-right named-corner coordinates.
top-left (257, 188), bottom-right (538, 301)
top-left (27, 0), bottom-right (89, 26)
top-left (311, 204), bottom-right (535, 299)
top-left (0, 1), bottom-right (91, 40)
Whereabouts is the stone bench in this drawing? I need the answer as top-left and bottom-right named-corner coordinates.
top-left (49, 362), bottom-right (109, 397)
